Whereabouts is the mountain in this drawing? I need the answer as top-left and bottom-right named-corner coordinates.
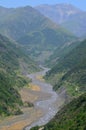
top-left (0, 34), bottom-right (39, 116)
top-left (0, 6), bottom-right (76, 62)
top-left (0, 6), bottom-right (57, 40)
top-left (35, 4), bottom-right (86, 37)
top-left (35, 3), bottom-right (81, 24)
top-left (17, 26), bottom-right (75, 63)
top-left (45, 39), bottom-right (86, 97)
top-left (62, 12), bottom-right (86, 37)
top-left (32, 93), bottom-right (86, 130)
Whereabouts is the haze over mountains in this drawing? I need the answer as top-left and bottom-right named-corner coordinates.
top-left (35, 3), bottom-right (86, 37)
top-left (0, 3), bottom-right (86, 130)
top-left (35, 4), bottom-right (81, 24)
top-left (0, 4), bottom-right (74, 116)
top-left (0, 5), bottom-right (76, 62)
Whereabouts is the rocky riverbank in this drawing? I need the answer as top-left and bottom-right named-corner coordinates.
top-left (0, 67), bottom-right (66, 130)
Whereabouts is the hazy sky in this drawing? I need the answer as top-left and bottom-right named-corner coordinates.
top-left (0, 0), bottom-right (86, 11)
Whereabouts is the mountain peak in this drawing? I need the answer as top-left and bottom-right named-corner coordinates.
top-left (55, 3), bottom-right (81, 11)
top-left (35, 3), bottom-right (81, 24)
top-left (35, 3), bottom-right (86, 37)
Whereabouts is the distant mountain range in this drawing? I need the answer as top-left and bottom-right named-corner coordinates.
top-left (35, 3), bottom-right (86, 37)
top-left (0, 6), bottom-right (76, 62)
top-left (35, 4), bottom-right (81, 24)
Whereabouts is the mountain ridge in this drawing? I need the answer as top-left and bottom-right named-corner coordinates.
top-left (0, 5), bottom-right (76, 63)
top-left (35, 3), bottom-right (86, 37)
top-left (45, 39), bottom-right (86, 97)
top-left (0, 34), bottom-right (39, 116)
top-left (35, 3), bottom-right (82, 24)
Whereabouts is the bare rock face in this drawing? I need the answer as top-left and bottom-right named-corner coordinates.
top-left (35, 3), bottom-right (86, 37)
top-left (35, 3), bottom-right (81, 24)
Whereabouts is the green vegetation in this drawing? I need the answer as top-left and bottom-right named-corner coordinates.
top-left (31, 126), bottom-right (40, 130)
top-left (46, 40), bottom-right (81, 67)
top-left (0, 6), bottom-right (85, 130)
top-left (30, 93), bottom-right (86, 130)
top-left (18, 27), bottom-right (75, 62)
top-left (43, 93), bottom-right (86, 130)
top-left (0, 6), bottom-right (76, 62)
top-left (0, 71), bottom-right (23, 116)
top-left (45, 40), bottom-right (86, 97)
top-left (0, 34), bottom-right (39, 117)
top-left (31, 38), bottom-right (86, 130)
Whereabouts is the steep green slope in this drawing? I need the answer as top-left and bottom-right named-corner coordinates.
top-left (18, 27), bottom-right (75, 62)
top-left (0, 34), bottom-right (39, 117)
top-left (0, 6), bottom-right (55, 40)
top-left (0, 71), bottom-right (23, 116)
top-left (0, 6), bottom-right (76, 62)
top-left (45, 40), bottom-right (86, 97)
top-left (46, 40), bottom-right (81, 67)
top-left (0, 34), bottom-right (39, 74)
top-left (0, 6), bottom-right (75, 41)
top-left (42, 93), bottom-right (86, 130)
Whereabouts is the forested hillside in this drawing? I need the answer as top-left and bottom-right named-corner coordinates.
top-left (46, 40), bottom-right (81, 67)
top-left (42, 93), bottom-right (86, 130)
top-left (0, 6), bottom-right (76, 62)
top-left (0, 3), bottom-right (85, 130)
top-left (45, 40), bottom-right (86, 97)
top-left (0, 34), bottom-right (39, 116)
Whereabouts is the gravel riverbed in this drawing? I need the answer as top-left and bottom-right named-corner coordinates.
top-left (24, 67), bottom-right (64, 130)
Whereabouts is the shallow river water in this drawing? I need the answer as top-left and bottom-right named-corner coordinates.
top-left (24, 67), bottom-right (63, 130)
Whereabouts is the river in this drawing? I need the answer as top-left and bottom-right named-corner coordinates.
top-left (24, 66), bottom-right (64, 130)
top-left (0, 66), bottom-right (64, 130)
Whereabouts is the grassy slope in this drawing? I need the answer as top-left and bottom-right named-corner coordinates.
top-left (0, 6), bottom-right (75, 41)
top-left (0, 6), bottom-right (76, 62)
top-left (0, 71), bottom-right (23, 116)
top-left (0, 34), bottom-right (39, 117)
top-left (45, 40), bottom-right (86, 97)
top-left (46, 40), bottom-right (81, 67)
top-left (18, 27), bottom-right (75, 62)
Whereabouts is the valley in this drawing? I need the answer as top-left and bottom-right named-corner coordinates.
top-left (0, 2), bottom-right (86, 130)
top-left (0, 67), bottom-right (65, 130)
